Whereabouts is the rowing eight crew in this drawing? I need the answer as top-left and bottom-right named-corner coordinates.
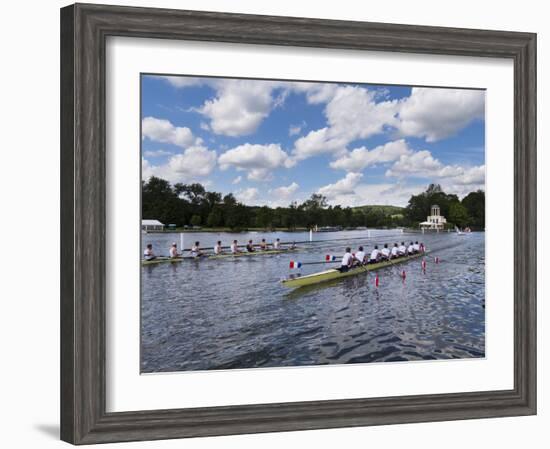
top-left (339, 241), bottom-right (425, 272)
top-left (144, 238), bottom-right (294, 260)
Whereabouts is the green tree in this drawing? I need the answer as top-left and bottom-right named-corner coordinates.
top-left (190, 214), bottom-right (202, 226)
top-left (206, 206), bottom-right (223, 227)
top-left (448, 202), bottom-right (471, 228)
top-left (462, 190), bottom-right (485, 229)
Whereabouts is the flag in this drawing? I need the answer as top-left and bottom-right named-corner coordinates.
top-left (289, 261), bottom-right (302, 269)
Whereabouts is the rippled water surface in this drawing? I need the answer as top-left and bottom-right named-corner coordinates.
top-left (141, 230), bottom-right (485, 372)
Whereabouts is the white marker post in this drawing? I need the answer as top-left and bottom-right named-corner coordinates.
top-left (180, 232), bottom-right (184, 252)
top-left (309, 229), bottom-right (313, 242)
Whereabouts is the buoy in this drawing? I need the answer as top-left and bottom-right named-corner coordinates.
top-left (401, 270), bottom-right (406, 280)
top-left (421, 259), bottom-right (427, 273)
top-left (375, 274), bottom-right (380, 287)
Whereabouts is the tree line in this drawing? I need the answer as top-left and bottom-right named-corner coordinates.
top-left (142, 177), bottom-right (485, 231)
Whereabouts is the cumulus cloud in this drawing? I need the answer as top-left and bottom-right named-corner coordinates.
top-left (143, 149), bottom-right (173, 158)
top-left (159, 76), bottom-right (205, 89)
top-left (232, 176), bottom-right (243, 185)
top-left (386, 150), bottom-right (463, 179)
top-left (218, 143), bottom-right (294, 181)
top-left (142, 117), bottom-right (195, 148)
top-left (330, 139), bottom-right (412, 171)
top-left (235, 187), bottom-right (259, 204)
top-left (292, 85), bottom-right (399, 160)
top-left (141, 145), bottom-right (217, 183)
top-left (270, 182), bottom-right (299, 199)
top-left (397, 87), bottom-right (485, 142)
top-left (318, 172), bottom-right (363, 199)
top-left (289, 120), bottom-right (307, 137)
top-left (197, 79), bottom-right (280, 136)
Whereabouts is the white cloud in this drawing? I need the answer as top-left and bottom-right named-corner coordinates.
top-left (232, 176), bottom-right (243, 185)
top-left (386, 150), bottom-right (464, 179)
top-left (270, 182), bottom-right (299, 199)
top-left (292, 86), bottom-right (399, 160)
top-left (198, 79), bottom-right (278, 136)
top-left (218, 143), bottom-right (294, 181)
top-left (235, 187), bottom-right (259, 204)
top-left (143, 149), bottom-right (173, 158)
top-left (141, 145), bottom-right (217, 183)
top-left (330, 139), bottom-right (412, 171)
top-left (318, 172), bottom-right (363, 199)
top-left (142, 117), bottom-right (195, 148)
top-left (397, 88), bottom-right (485, 142)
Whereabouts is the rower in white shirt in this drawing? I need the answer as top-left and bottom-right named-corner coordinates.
top-left (144, 244), bottom-right (156, 261)
top-left (381, 243), bottom-right (390, 260)
top-left (273, 238), bottom-right (281, 250)
top-left (398, 242), bottom-right (407, 256)
top-left (190, 241), bottom-right (203, 257)
top-left (354, 246), bottom-right (366, 265)
top-left (391, 243), bottom-right (399, 258)
top-left (230, 239), bottom-right (241, 254)
top-left (339, 247), bottom-right (353, 272)
top-left (407, 241), bottom-right (415, 255)
top-left (368, 245), bottom-right (381, 264)
top-left (169, 243), bottom-right (179, 258)
top-left (413, 241), bottom-right (420, 253)
top-left (213, 241), bottom-right (223, 255)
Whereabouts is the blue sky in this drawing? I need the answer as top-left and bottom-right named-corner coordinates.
top-left (141, 75), bottom-right (485, 207)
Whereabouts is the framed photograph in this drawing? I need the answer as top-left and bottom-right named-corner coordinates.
top-left (60, 3), bottom-right (536, 444)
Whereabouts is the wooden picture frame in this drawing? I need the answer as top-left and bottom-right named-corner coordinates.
top-left (60, 3), bottom-right (536, 444)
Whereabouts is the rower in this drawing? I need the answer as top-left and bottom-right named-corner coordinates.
top-left (354, 246), bottom-right (366, 265)
top-left (391, 243), bottom-right (399, 259)
top-left (398, 241), bottom-right (407, 256)
top-left (169, 243), bottom-right (179, 258)
top-left (259, 238), bottom-right (268, 250)
top-left (190, 241), bottom-right (203, 257)
top-left (246, 240), bottom-right (255, 252)
top-left (413, 241), bottom-right (420, 253)
top-left (230, 239), bottom-right (241, 254)
top-left (339, 247), bottom-right (353, 272)
top-left (381, 243), bottom-right (390, 260)
top-left (213, 240), bottom-right (223, 255)
top-left (273, 238), bottom-right (281, 250)
top-left (368, 245), bottom-right (381, 264)
top-left (290, 241), bottom-right (296, 250)
top-left (144, 243), bottom-right (156, 261)
top-left (407, 241), bottom-right (415, 255)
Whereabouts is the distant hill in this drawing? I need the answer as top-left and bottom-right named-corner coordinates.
top-left (353, 205), bottom-right (405, 216)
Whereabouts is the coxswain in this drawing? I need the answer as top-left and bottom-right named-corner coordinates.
top-left (144, 243), bottom-right (156, 261)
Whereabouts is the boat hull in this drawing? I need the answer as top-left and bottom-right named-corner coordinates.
top-left (281, 252), bottom-right (426, 289)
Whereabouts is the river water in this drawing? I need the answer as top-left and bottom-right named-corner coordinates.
top-left (141, 230), bottom-right (485, 373)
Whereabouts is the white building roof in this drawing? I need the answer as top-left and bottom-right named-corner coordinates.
top-left (142, 219), bottom-right (164, 226)
top-left (419, 221), bottom-right (432, 225)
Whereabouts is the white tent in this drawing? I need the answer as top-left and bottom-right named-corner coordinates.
top-left (142, 219), bottom-right (164, 231)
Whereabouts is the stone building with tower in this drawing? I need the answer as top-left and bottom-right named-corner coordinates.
top-left (419, 205), bottom-right (447, 231)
